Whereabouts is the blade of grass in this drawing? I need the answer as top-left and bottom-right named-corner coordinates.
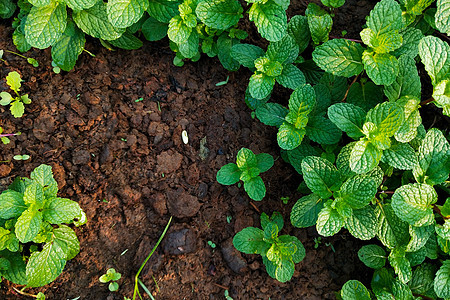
top-left (132, 216), bottom-right (172, 300)
top-left (138, 279), bottom-right (155, 300)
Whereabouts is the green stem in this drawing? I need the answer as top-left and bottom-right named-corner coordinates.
top-left (12, 287), bottom-right (38, 298)
top-left (4, 49), bottom-right (28, 59)
top-left (83, 48), bottom-right (96, 57)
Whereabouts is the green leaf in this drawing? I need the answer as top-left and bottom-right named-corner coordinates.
top-left (286, 143), bottom-right (320, 174)
top-left (285, 84), bottom-right (315, 128)
top-left (0, 190), bottom-right (26, 219)
top-left (341, 280), bottom-right (371, 300)
top-left (109, 30), bottom-right (143, 50)
top-left (274, 258), bottom-right (295, 282)
top-left (141, 16), bottom-right (168, 41)
top-left (53, 225), bottom-right (80, 260)
top-left (64, 0), bottom-right (99, 11)
top-left (384, 55), bottom-right (421, 101)
top-left (404, 0), bottom-right (434, 16)
top-left (291, 194), bottom-right (323, 228)
top-left (24, 2), bottom-right (67, 49)
top-left (340, 176), bottom-right (377, 209)
top-left (336, 142), bottom-right (357, 179)
top-left (147, 0), bottom-right (180, 23)
top-left (217, 34), bottom-right (240, 72)
top-left (30, 164), bottom-right (57, 188)
top-left (51, 21), bottom-right (86, 71)
top-left (233, 227), bottom-right (268, 254)
top-left (13, 28), bottom-right (31, 53)
top-left (248, 72), bottom-right (275, 100)
top-left (231, 44), bottom-right (265, 70)
top-left (409, 263), bottom-right (438, 298)
top-left (392, 183), bottom-right (437, 226)
top-left (394, 96), bottom-right (421, 143)
top-left (256, 153), bottom-right (274, 173)
top-left (256, 103), bottom-right (288, 127)
top-left (319, 73), bottom-right (348, 102)
top-left (312, 39), bottom-right (364, 78)
top-left (347, 81), bottom-right (383, 112)
top-left (26, 239), bottom-right (67, 287)
top-left (107, 0), bottom-right (148, 28)
top-left (244, 176), bottom-right (266, 201)
top-left (178, 30), bottom-right (199, 59)
top-left (263, 222), bottom-right (279, 242)
top-left (73, 2), bottom-right (125, 40)
top-left (287, 15), bottom-right (310, 54)
top-left (389, 247), bottom-right (412, 284)
top-left (195, 0), bottom-right (242, 30)
top-left (217, 163), bottom-right (241, 186)
top-left (393, 28), bottom-right (424, 58)
top-left (261, 212), bottom-right (283, 231)
top-left (42, 198), bottom-right (82, 224)
top-left (316, 204), bottom-right (344, 236)
top-left (277, 122), bottom-right (306, 150)
top-left (360, 28), bottom-right (402, 54)
top-left (413, 128), bottom-right (450, 185)
top-left (0, 0), bottom-right (16, 19)
top-left (0, 228), bottom-right (19, 252)
top-left (276, 64), bottom-right (306, 90)
top-left (266, 35), bottom-right (298, 64)
top-left (366, 101), bottom-right (404, 137)
top-left (23, 182), bottom-right (44, 207)
top-left (322, 0), bottom-right (345, 8)
top-left (376, 204), bottom-right (410, 249)
top-left (436, 0), bottom-right (450, 35)
top-left (434, 260), bottom-right (450, 298)
top-left (10, 100), bottom-right (25, 118)
top-left (358, 244), bottom-right (386, 269)
top-left (367, 0), bottom-right (403, 35)
top-left (432, 79), bottom-right (450, 116)
top-left (248, 1), bottom-right (287, 42)
top-left (328, 103), bottom-right (365, 139)
top-left (279, 235), bottom-right (305, 263)
top-left (168, 15), bottom-right (191, 44)
top-left (305, 3), bottom-right (332, 44)
top-left (301, 156), bottom-right (342, 199)
top-left (0, 250), bottom-right (27, 285)
top-left (15, 208), bottom-right (43, 243)
top-left (362, 51), bottom-right (399, 86)
top-left (236, 148), bottom-right (257, 169)
top-left (405, 247), bottom-right (426, 267)
top-left (418, 36), bottom-right (450, 85)
top-left (406, 224), bottom-right (434, 252)
top-left (382, 143), bottom-right (417, 170)
top-left (345, 206), bottom-right (377, 240)
top-left (6, 71), bottom-right (22, 93)
top-left (306, 116), bottom-right (342, 145)
top-left (349, 140), bottom-right (382, 174)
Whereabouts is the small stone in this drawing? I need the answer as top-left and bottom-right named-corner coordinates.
top-left (198, 182), bottom-right (208, 199)
top-left (0, 164), bottom-right (12, 177)
top-left (221, 238), bottom-right (247, 273)
top-left (156, 150), bottom-right (183, 174)
top-left (163, 228), bottom-right (197, 255)
top-left (167, 188), bottom-right (201, 218)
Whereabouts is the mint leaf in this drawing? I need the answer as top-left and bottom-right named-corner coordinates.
top-left (107, 0), bottom-right (149, 28)
top-left (413, 128), bottom-right (450, 185)
top-left (290, 194), bottom-right (323, 228)
top-left (406, 225), bottom-right (434, 252)
top-left (261, 212), bottom-right (284, 231)
top-left (276, 64), bottom-right (306, 90)
top-left (376, 204), bottom-right (410, 249)
top-left (233, 227), bottom-right (267, 254)
top-left (345, 206), bottom-right (377, 240)
top-left (432, 79), bottom-right (450, 116)
top-left (256, 103), bottom-right (288, 127)
top-left (305, 3), bottom-right (332, 44)
top-left (141, 17), bottom-right (168, 41)
top-left (231, 44), bottom-right (265, 69)
top-left (436, 0), bottom-right (450, 35)
top-left (284, 84), bottom-right (315, 128)
top-left (178, 30), bottom-right (199, 59)
top-left (248, 72), bottom-right (275, 100)
top-left (301, 156), bottom-right (342, 199)
top-left (147, 0), bottom-right (180, 23)
top-left (248, 1), bottom-right (287, 42)
top-left (312, 39), bottom-right (364, 78)
top-left (236, 148), bottom-right (257, 169)
top-left (384, 55), bottom-right (421, 102)
top-left (341, 280), bottom-right (371, 300)
top-left (73, 2), bottom-right (125, 40)
top-left (244, 176), bottom-right (266, 201)
top-left (168, 15), bottom-right (191, 44)
top-left (328, 103), bottom-right (365, 139)
top-left (389, 247), bottom-right (412, 284)
top-left (42, 198), bottom-right (82, 224)
top-left (347, 82), bottom-right (382, 112)
top-left (1, 250), bottom-right (27, 285)
top-left (391, 183), bottom-right (437, 226)
top-left (15, 208), bottom-right (43, 243)
top-left (195, 0), bottom-right (243, 30)
top-left (340, 176), bottom-right (377, 209)
top-left (51, 21), bottom-right (86, 72)
top-left (358, 244), bottom-right (386, 269)
top-left (349, 140), bottom-right (383, 174)
top-left (217, 34), bottom-right (240, 72)
top-left (277, 122), bottom-right (306, 150)
top-left (316, 204), bottom-right (344, 236)
top-left (362, 51), bottom-right (399, 86)
top-left (336, 142), bottom-right (357, 179)
top-left (394, 96), bottom-right (421, 143)
top-left (366, 101), bottom-right (404, 137)
top-left (53, 225), bottom-right (80, 260)
top-left (306, 116), bottom-right (342, 145)
top-left (393, 28), bottom-right (424, 58)
top-left (64, 0), bottom-right (99, 11)
top-left (0, 228), bottom-right (19, 252)
top-left (109, 30), bottom-right (143, 50)
top-left (360, 28), bottom-right (402, 54)
top-left (409, 263), bottom-right (438, 298)
top-left (23, 182), bottom-right (44, 207)
top-left (418, 36), bottom-right (450, 85)
top-left (434, 260), bottom-right (450, 298)
top-left (367, 0), bottom-right (403, 35)
top-left (286, 143), bottom-right (320, 174)
top-left (13, 28), bottom-right (32, 53)
top-left (287, 15), bottom-right (310, 54)
top-left (0, 190), bottom-right (26, 219)
top-left (24, 2), bottom-right (67, 49)
top-left (256, 153), bottom-right (274, 173)
top-left (382, 143), bottom-right (417, 170)
top-left (266, 35), bottom-right (298, 64)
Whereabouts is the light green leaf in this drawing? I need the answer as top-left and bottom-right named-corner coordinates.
top-left (266, 35), bottom-right (298, 64)
top-left (367, 0), bottom-right (403, 35)
top-left (107, 0), bottom-right (148, 28)
top-left (392, 183), bottom-right (436, 227)
top-left (167, 15), bottom-right (191, 44)
top-left (345, 206), bottom-right (377, 240)
top-left (248, 72), bottom-right (275, 100)
top-left (376, 204), bottom-right (410, 249)
top-left (382, 143), bottom-right (417, 170)
top-left (10, 100), bottom-right (25, 118)
top-left (306, 116), bottom-right (342, 145)
top-left (418, 35), bottom-right (450, 85)
top-left (0, 228), bottom-right (19, 252)
top-left (349, 140), bottom-right (382, 174)
top-left (434, 260), bottom-right (450, 298)
top-left (216, 163), bottom-right (241, 185)
top-left (6, 71), bottom-right (22, 92)
top-left (341, 280), bottom-right (371, 300)
top-left (53, 225), bottom-right (80, 260)
top-left (23, 182), bottom-right (44, 208)
top-left (340, 176), bottom-right (377, 209)
top-left (248, 1), bottom-right (287, 42)
top-left (51, 21), bottom-right (86, 71)
top-left (312, 39), bottom-right (364, 78)
top-left (413, 128), bottom-right (450, 185)
top-left (404, 0), bottom-right (434, 16)
top-left (277, 122), bottom-right (306, 150)
top-left (177, 29), bottom-right (199, 59)
top-left (301, 156), bottom-right (342, 199)
top-left (432, 79), bottom-right (450, 116)
top-left (328, 103), bottom-right (365, 139)
top-left (361, 28), bottom-right (403, 54)
top-left (394, 96), bottom-right (421, 143)
top-left (274, 258), bottom-right (295, 283)
top-left (42, 198), bottom-right (82, 224)
top-left (316, 204), bottom-right (344, 236)
top-left (24, 2), bottom-right (67, 49)
top-left (366, 101), bottom-right (404, 137)
top-left (141, 16), bottom-right (168, 41)
top-left (436, 0), bottom-right (450, 35)
top-left (195, 0), bottom-right (243, 30)
top-left (284, 84), bottom-right (315, 128)
top-left (64, 0), bottom-right (99, 11)
top-left (358, 244), bottom-right (386, 269)
top-left (362, 50), bottom-right (399, 85)
top-left (256, 103), bottom-right (289, 127)
top-left (147, 0), bottom-right (180, 23)
top-left (384, 55), bottom-right (421, 101)
top-left (290, 194), bottom-right (323, 228)
top-left (231, 44), bottom-right (265, 69)
top-left (236, 148), bottom-right (257, 170)
top-left (0, 92), bottom-right (11, 105)
top-left (406, 224), bottom-right (434, 252)
top-left (233, 227), bottom-right (268, 254)
top-left (0, 190), bottom-right (27, 219)
top-left (389, 247), bottom-right (412, 284)
top-left (305, 3), bottom-right (332, 44)
top-left (15, 208), bottom-right (43, 243)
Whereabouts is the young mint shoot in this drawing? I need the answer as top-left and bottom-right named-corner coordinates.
top-left (233, 212), bottom-right (305, 282)
top-left (216, 148), bottom-right (274, 201)
top-left (99, 268), bottom-right (122, 292)
top-left (0, 71), bottom-right (31, 118)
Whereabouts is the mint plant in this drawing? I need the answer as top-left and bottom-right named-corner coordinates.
top-left (99, 268), bottom-right (122, 292)
top-left (246, 0), bottom-right (288, 42)
top-left (0, 164), bottom-right (86, 288)
top-left (233, 212), bottom-right (305, 282)
top-left (216, 148), bottom-right (273, 201)
top-left (0, 71), bottom-right (31, 118)
top-left (305, 3), bottom-right (333, 45)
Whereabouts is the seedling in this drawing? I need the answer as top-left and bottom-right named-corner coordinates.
top-left (226, 215), bottom-right (232, 223)
top-left (134, 97), bottom-right (144, 103)
top-left (99, 268), bottom-right (122, 292)
top-left (233, 212), bottom-right (305, 282)
top-left (224, 290), bottom-right (233, 300)
top-left (0, 49), bottom-right (38, 67)
top-left (0, 127), bottom-right (20, 145)
top-left (207, 241), bottom-right (216, 248)
top-left (13, 154), bottom-right (30, 161)
top-left (281, 196), bottom-right (289, 205)
top-left (0, 71), bottom-right (31, 118)
top-left (215, 76), bottom-right (229, 86)
top-left (51, 61), bottom-right (61, 74)
top-left (216, 148), bottom-right (274, 201)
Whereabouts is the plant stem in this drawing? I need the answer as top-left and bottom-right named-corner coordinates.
top-left (342, 73), bottom-right (360, 102)
top-left (420, 97), bottom-right (435, 106)
top-left (12, 287), bottom-right (38, 298)
top-left (4, 49), bottom-right (28, 59)
top-left (0, 133), bottom-right (19, 137)
top-left (83, 48), bottom-right (96, 57)
top-left (433, 205), bottom-right (450, 220)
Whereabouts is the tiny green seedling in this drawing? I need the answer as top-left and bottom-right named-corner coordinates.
top-left (0, 71), bottom-right (31, 118)
top-left (227, 215), bottom-right (232, 223)
top-left (215, 76), bottom-right (230, 86)
top-left (52, 61), bottom-right (61, 74)
top-left (224, 290), bottom-right (233, 300)
top-left (216, 148), bottom-right (274, 201)
top-left (207, 241), bottom-right (216, 249)
top-left (0, 127), bottom-right (20, 145)
top-left (99, 268), bottom-right (122, 292)
top-left (233, 212), bottom-right (306, 282)
top-left (134, 97), bottom-right (144, 103)
top-left (281, 196), bottom-right (289, 204)
top-left (0, 49), bottom-right (39, 67)
top-left (13, 154), bottom-right (30, 161)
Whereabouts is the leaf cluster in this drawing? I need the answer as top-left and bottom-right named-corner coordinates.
top-left (0, 165), bottom-right (86, 288)
top-left (0, 71), bottom-right (31, 118)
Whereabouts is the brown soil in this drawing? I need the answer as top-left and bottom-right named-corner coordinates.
top-left (0, 1), bottom-right (379, 299)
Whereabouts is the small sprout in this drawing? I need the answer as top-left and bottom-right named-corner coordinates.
top-left (314, 237), bottom-right (322, 249)
top-left (102, 199), bottom-right (108, 203)
top-left (134, 97), bottom-right (144, 102)
top-left (182, 130), bottom-right (189, 144)
top-left (207, 241), bottom-right (216, 248)
top-left (36, 292), bottom-right (46, 300)
top-left (1, 71), bottom-right (32, 118)
top-left (341, 30), bottom-right (347, 37)
top-left (99, 268), bottom-right (122, 292)
top-left (120, 249), bottom-right (129, 256)
top-left (120, 138), bottom-right (127, 142)
top-left (281, 196), bottom-right (289, 205)
top-left (215, 75), bottom-right (229, 86)
top-left (13, 154), bottom-right (30, 161)
top-left (224, 290), bottom-right (233, 300)
top-left (52, 61), bottom-right (61, 74)
top-left (226, 215), bottom-right (232, 223)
